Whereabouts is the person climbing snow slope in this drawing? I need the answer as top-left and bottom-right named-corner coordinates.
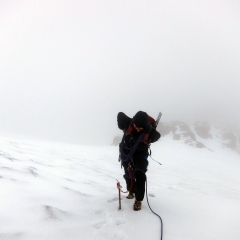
top-left (117, 111), bottom-right (161, 211)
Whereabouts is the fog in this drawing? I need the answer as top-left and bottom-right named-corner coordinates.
top-left (1, 0), bottom-right (240, 145)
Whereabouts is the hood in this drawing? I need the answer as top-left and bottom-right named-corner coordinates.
top-left (132, 111), bottom-right (148, 129)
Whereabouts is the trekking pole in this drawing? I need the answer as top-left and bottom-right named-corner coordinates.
top-left (116, 179), bottom-right (122, 210)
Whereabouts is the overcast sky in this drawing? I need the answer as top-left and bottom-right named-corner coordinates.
top-left (0, 0), bottom-right (240, 145)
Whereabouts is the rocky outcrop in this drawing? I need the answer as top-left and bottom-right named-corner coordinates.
top-left (216, 128), bottom-right (240, 153)
top-left (194, 121), bottom-right (212, 139)
top-left (157, 121), bottom-right (206, 149)
top-left (112, 121), bottom-right (240, 154)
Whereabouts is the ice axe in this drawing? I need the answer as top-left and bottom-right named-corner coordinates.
top-left (154, 112), bottom-right (162, 129)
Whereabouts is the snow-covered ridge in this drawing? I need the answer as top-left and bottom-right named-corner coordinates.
top-left (112, 121), bottom-right (240, 155)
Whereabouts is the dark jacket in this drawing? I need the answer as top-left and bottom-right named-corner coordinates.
top-left (117, 111), bottom-right (161, 161)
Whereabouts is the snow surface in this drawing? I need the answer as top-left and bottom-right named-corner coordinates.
top-left (1, 133), bottom-right (240, 240)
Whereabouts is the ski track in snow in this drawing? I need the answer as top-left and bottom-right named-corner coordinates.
top-left (0, 134), bottom-right (240, 240)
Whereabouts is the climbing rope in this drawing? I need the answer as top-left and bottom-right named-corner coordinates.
top-left (134, 168), bottom-right (163, 240)
top-left (117, 168), bottom-right (163, 240)
top-left (117, 121), bottom-right (163, 238)
top-left (119, 132), bottom-right (144, 164)
top-left (146, 176), bottom-right (163, 240)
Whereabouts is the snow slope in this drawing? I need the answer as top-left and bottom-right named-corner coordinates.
top-left (0, 133), bottom-right (240, 240)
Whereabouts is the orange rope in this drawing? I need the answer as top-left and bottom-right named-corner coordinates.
top-left (116, 165), bottom-right (134, 193)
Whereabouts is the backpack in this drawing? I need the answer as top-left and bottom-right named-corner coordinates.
top-left (126, 115), bottom-right (156, 145)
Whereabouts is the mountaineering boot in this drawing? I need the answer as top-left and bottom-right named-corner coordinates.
top-left (126, 192), bottom-right (135, 199)
top-left (133, 200), bottom-right (141, 211)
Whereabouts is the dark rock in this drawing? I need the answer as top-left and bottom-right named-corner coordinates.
top-left (185, 139), bottom-right (206, 148)
top-left (221, 130), bottom-right (239, 153)
top-left (194, 121), bottom-right (212, 139)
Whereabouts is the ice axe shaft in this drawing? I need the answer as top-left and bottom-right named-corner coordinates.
top-left (154, 112), bottom-right (162, 129)
top-left (116, 180), bottom-right (121, 210)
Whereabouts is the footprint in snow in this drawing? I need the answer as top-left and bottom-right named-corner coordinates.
top-left (95, 210), bottom-right (103, 215)
top-left (115, 218), bottom-right (126, 226)
top-left (148, 193), bottom-right (156, 197)
top-left (92, 219), bottom-right (111, 229)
